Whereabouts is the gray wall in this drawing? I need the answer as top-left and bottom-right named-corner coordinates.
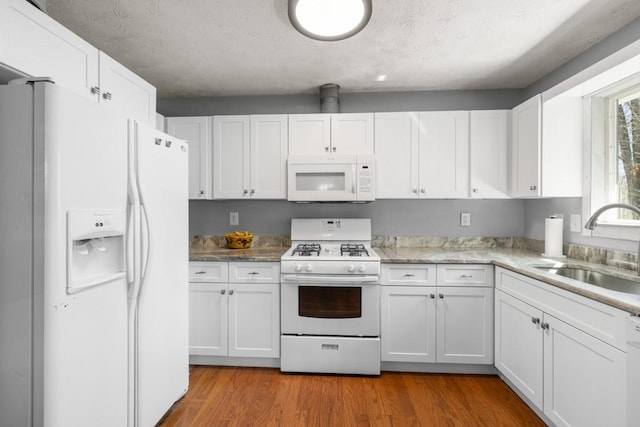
top-left (190, 199), bottom-right (525, 238)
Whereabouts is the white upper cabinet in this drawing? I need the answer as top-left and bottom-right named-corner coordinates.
top-left (374, 112), bottom-right (420, 199)
top-left (166, 116), bottom-right (212, 200)
top-left (213, 115), bottom-right (288, 199)
top-left (469, 110), bottom-right (509, 198)
top-left (511, 95), bottom-right (542, 197)
top-left (289, 113), bottom-right (373, 155)
top-left (97, 52), bottom-right (156, 127)
top-left (0, 0), bottom-right (157, 126)
top-left (511, 94), bottom-right (582, 198)
top-left (375, 111), bottom-right (469, 198)
top-left (0, 0), bottom-right (99, 98)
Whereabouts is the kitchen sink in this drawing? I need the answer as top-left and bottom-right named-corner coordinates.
top-left (536, 266), bottom-right (640, 295)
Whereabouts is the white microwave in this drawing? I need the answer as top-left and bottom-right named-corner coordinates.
top-left (287, 155), bottom-right (375, 202)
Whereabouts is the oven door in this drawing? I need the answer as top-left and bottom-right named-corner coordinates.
top-left (287, 160), bottom-right (357, 202)
top-left (281, 277), bottom-right (380, 337)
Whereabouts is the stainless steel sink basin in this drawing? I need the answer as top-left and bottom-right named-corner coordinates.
top-left (536, 267), bottom-right (640, 295)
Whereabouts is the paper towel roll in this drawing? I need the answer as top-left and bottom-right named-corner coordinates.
top-left (543, 217), bottom-right (566, 258)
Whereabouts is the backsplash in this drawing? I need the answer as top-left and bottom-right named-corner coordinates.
top-left (372, 236), bottom-right (527, 249)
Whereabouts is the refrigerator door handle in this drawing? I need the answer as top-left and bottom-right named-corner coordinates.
top-left (140, 203), bottom-right (151, 280)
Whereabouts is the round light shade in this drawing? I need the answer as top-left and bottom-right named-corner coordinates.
top-left (289, 0), bottom-right (372, 41)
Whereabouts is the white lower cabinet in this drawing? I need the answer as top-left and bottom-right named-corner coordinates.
top-left (188, 261), bottom-right (280, 360)
top-left (381, 264), bottom-right (494, 365)
top-left (495, 267), bottom-right (627, 427)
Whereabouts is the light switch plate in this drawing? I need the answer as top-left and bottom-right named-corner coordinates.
top-left (230, 212), bottom-right (239, 226)
top-left (570, 214), bottom-right (581, 233)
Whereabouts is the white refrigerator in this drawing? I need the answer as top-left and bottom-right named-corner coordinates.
top-left (0, 80), bottom-right (188, 427)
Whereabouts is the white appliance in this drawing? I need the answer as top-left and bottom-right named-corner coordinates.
top-left (287, 155), bottom-right (375, 202)
top-left (0, 80), bottom-right (188, 427)
top-left (280, 219), bottom-right (381, 375)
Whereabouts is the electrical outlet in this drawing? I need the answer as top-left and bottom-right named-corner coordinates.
top-left (460, 212), bottom-right (471, 227)
top-left (230, 212), bottom-right (239, 226)
top-left (570, 214), bottom-right (581, 233)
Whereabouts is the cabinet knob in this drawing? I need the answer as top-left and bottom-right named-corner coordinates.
top-left (243, 189), bottom-right (248, 195)
top-left (430, 294), bottom-right (435, 299)
top-left (541, 322), bottom-right (549, 330)
top-left (200, 190), bottom-right (204, 195)
top-left (220, 289), bottom-right (226, 295)
top-left (531, 317), bottom-right (540, 325)
top-left (439, 293), bottom-right (444, 299)
top-left (91, 86), bottom-right (101, 95)
top-left (250, 189), bottom-right (255, 195)
top-left (473, 188), bottom-right (479, 193)
top-left (102, 92), bottom-right (113, 101)
top-left (420, 189), bottom-right (426, 194)
top-left (325, 147), bottom-right (329, 152)
top-left (332, 147), bottom-right (336, 152)
top-left (412, 189), bottom-right (418, 194)
top-left (530, 185), bottom-right (537, 191)
top-left (229, 289), bottom-right (234, 295)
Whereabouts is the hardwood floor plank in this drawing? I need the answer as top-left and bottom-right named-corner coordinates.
top-left (158, 366), bottom-right (545, 427)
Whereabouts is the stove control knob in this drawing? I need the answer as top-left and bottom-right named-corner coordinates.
top-left (358, 264), bottom-right (366, 273)
top-left (304, 264), bottom-right (313, 272)
top-left (347, 264), bottom-right (356, 273)
top-left (294, 264), bottom-right (303, 272)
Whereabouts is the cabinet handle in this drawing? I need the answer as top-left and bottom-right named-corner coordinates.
top-left (325, 147), bottom-right (329, 152)
top-left (102, 92), bottom-right (113, 101)
top-left (200, 190), bottom-right (204, 195)
top-left (541, 322), bottom-right (549, 330)
top-left (332, 147), bottom-right (336, 152)
top-left (459, 274), bottom-right (472, 278)
top-left (430, 294), bottom-right (435, 299)
top-left (220, 289), bottom-right (226, 295)
top-left (420, 189), bottom-right (426, 194)
top-left (530, 185), bottom-right (537, 191)
top-left (195, 271), bottom-right (206, 275)
top-left (154, 138), bottom-right (162, 145)
top-left (439, 293), bottom-right (444, 299)
top-left (229, 289), bottom-right (234, 295)
top-left (403, 273), bottom-right (415, 277)
top-left (248, 272), bottom-right (259, 275)
top-left (91, 86), bottom-right (101, 95)
top-left (243, 189), bottom-right (248, 195)
top-left (250, 189), bottom-right (255, 195)
top-left (412, 189), bottom-right (418, 194)
top-left (472, 188), bottom-right (479, 193)
top-left (531, 317), bottom-right (540, 325)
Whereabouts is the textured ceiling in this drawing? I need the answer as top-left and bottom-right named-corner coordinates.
top-left (46, 0), bottom-right (640, 98)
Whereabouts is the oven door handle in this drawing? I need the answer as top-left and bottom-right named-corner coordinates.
top-left (281, 274), bottom-right (379, 284)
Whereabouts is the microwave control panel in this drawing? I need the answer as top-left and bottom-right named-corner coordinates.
top-left (356, 158), bottom-right (375, 200)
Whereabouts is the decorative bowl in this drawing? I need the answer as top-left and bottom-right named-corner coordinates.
top-left (225, 231), bottom-right (254, 249)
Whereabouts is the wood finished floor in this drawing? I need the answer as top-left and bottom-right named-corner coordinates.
top-left (158, 366), bottom-right (545, 427)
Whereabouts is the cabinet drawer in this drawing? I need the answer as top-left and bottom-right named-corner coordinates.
top-left (495, 267), bottom-right (627, 350)
top-left (437, 264), bottom-right (494, 287)
top-left (229, 262), bottom-right (280, 283)
top-left (189, 262), bottom-right (228, 282)
top-left (381, 264), bottom-right (436, 286)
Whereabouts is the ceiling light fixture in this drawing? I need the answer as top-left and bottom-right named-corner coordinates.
top-left (288, 0), bottom-right (372, 41)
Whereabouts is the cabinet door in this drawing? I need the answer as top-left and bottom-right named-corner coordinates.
top-left (98, 51), bottom-right (156, 126)
top-left (543, 314), bottom-right (626, 427)
top-left (188, 283), bottom-right (228, 356)
top-left (213, 115), bottom-right (250, 199)
top-left (469, 110), bottom-right (509, 198)
top-left (419, 111), bottom-right (469, 198)
top-left (167, 116), bottom-right (211, 199)
top-left (436, 287), bottom-right (494, 364)
top-left (380, 286), bottom-right (437, 362)
top-left (511, 95), bottom-right (541, 197)
top-left (330, 113), bottom-right (374, 154)
top-left (495, 290), bottom-right (544, 409)
top-left (250, 115), bottom-right (288, 199)
top-left (228, 283), bottom-right (280, 358)
top-left (288, 114), bottom-right (331, 155)
top-left (0, 0), bottom-right (99, 99)
top-left (374, 112), bottom-right (420, 198)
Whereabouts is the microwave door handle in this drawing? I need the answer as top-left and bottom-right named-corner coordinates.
top-left (352, 164), bottom-right (356, 194)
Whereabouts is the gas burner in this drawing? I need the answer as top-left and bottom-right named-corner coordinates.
top-left (292, 243), bottom-right (321, 257)
top-left (340, 243), bottom-right (369, 257)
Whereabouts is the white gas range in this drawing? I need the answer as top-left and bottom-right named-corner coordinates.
top-left (280, 219), bottom-right (381, 375)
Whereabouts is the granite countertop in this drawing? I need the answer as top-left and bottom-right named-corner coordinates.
top-left (190, 246), bottom-right (288, 262)
top-left (376, 247), bottom-right (640, 315)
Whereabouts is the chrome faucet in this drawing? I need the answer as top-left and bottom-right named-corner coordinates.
top-left (584, 203), bottom-right (640, 275)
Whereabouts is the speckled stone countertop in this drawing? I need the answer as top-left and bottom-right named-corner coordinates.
top-left (376, 247), bottom-right (640, 315)
top-left (190, 247), bottom-right (288, 262)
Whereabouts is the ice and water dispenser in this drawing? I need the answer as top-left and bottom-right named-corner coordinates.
top-left (67, 210), bottom-right (126, 293)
